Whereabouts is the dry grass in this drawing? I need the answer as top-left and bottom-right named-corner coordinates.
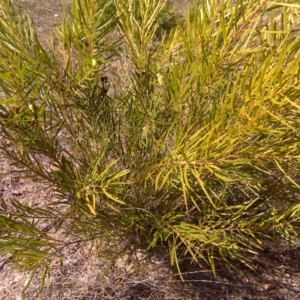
top-left (1, 1), bottom-right (300, 300)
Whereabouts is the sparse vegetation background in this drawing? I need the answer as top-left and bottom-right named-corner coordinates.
top-left (0, 0), bottom-right (300, 298)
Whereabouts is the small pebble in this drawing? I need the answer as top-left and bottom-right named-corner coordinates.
top-left (10, 190), bottom-right (22, 196)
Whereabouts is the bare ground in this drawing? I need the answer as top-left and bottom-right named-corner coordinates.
top-left (1, 1), bottom-right (300, 299)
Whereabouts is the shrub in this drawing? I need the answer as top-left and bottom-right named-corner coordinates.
top-left (0, 0), bottom-right (299, 288)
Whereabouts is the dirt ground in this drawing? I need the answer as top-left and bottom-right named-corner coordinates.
top-left (1, 1), bottom-right (300, 299)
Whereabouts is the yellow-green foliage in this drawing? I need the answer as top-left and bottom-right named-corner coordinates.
top-left (0, 0), bottom-right (299, 287)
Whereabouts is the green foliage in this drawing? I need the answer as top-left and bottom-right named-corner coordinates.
top-left (0, 0), bottom-right (300, 290)
top-left (155, 2), bottom-right (180, 37)
top-left (101, 0), bottom-right (179, 38)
